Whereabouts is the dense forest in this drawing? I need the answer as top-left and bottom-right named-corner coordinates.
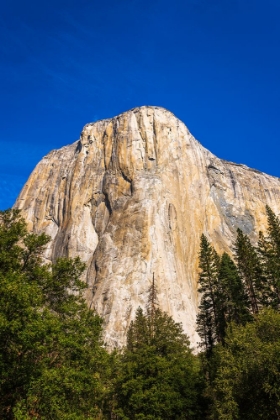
top-left (1, 207), bottom-right (280, 419)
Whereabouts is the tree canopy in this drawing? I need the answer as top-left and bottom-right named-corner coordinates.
top-left (2, 204), bottom-right (280, 419)
top-left (114, 281), bottom-right (204, 419)
top-left (211, 309), bottom-right (280, 420)
top-left (0, 209), bottom-right (112, 419)
top-left (197, 206), bottom-right (280, 419)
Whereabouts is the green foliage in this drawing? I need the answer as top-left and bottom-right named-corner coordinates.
top-left (211, 309), bottom-right (280, 420)
top-left (2, 203), bottom-right (280, 419)
top-left (0, 209), bottom-right (112, 419)
top-left (258, 206), bottom-right (280, 309)
top-left (234, 228), bottom-right (263, 314)
top-left (217, 253), bottom-right (251, 327)
top-left (196, 234), bottom-right (223, 353)
top-left (115, 307), bottom-right (204, 419)
top-left (197, 207), bottom-right (280, 419)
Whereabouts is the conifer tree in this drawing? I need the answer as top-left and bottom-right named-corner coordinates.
top-left (258, 206), bottom-right (280, 309)
top-left (218, 253), bottom-right (251, 327)
top-left (147, 272), bottom-right (159, 338)
top-left (266, 205), bottom-right (280, 251)
top-left (258, 231), bottom-right (276, 306)
top-left (115, 276), bottom-right (204, 419)
top-left (126, 306), bottom-right (149, 352)
top-left (196, 234), bottom-right (222, 353)
top-left (234, 228), bottom-right (263, 314)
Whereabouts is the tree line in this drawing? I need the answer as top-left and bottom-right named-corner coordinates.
top-left (0, 207), bottom-right (280, 419)
top-left (196, 205), bottom-right (280, 419)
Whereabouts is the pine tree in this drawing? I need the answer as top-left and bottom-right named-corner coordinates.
top-left (257, 231), bottom-right (275, 307)
top-left (234, 228), bottom-right (263, 314)
top-left (196, 234), bottom-right (222, 354)
top-left (115, 277), bottom-right (204, 419)
top-left (126, 306), bottom-right (149, 352)
top-left (258, 206), bottom-right (280, 309)
top-left (146, 272), bottom-right (159, 338)
top-left (218, 253), bottom-right (251, 326)
top-left (266, 205), bottom-right (280, 252)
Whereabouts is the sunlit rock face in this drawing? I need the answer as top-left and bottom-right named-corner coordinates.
top-left (15, 106), bottom-right (280, 349)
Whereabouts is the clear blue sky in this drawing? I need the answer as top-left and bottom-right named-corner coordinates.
top-left (1, 0), bottom-right (280, 209)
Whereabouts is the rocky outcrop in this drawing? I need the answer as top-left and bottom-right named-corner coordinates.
top-left (15, 106), bottom-right (280, 348)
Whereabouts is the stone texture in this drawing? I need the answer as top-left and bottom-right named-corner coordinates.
top-left (15, 106), bottom-right (280, 349)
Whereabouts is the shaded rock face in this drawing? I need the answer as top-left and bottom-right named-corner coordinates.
top-left (15, 106), bottom-right (280, 348)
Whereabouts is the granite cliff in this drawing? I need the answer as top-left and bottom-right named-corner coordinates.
top-left (15, 106), bottom-right (280, 348)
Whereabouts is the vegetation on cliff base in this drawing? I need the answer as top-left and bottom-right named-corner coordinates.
top-left (114, 306), bottom-right (204, 419)
top-left (0, 209), bottom-right (113, 419)
top-left (197, 206), bottom-right (280, 419)
top-left (1, 206), bottom-right (280, 419)
top-left (211, 309), bottom-right (280, 420)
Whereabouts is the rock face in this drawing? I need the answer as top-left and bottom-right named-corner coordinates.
top-left (15, 106), bottom-right (280, 348)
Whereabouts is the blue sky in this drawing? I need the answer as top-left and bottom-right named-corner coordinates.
top-left (1, 0), bottom-right (280, 209)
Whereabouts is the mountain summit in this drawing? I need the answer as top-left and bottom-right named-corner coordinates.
top-left (15, 106), bottom-right (280, 348)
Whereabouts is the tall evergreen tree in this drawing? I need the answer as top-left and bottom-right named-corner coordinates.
top-left (266, 205), bottom-right (280, 251)
top-left (196, 234), bottom-right (222, 354)
top-left (258, 206), bottom-right (280, 309)
top-left (218, 253), bottom-right (251, 327)
top-left (234, 228), bottom-right (263, 314)
top-left (115, 279), bottom-right (204, 419)
top-left (146, 272), bottom-right (159, 338)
